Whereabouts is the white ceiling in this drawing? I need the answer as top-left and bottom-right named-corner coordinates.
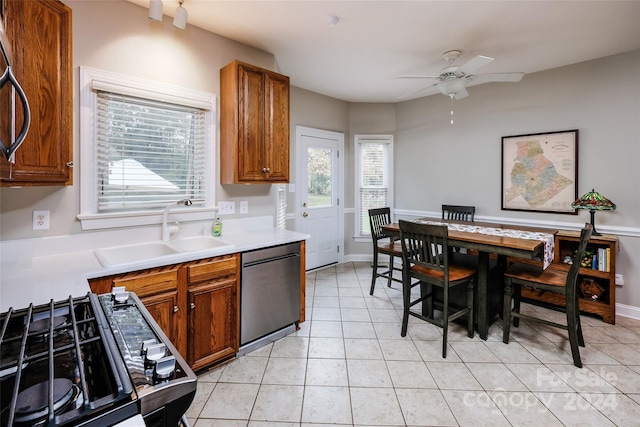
top-left (129, 0), bottom-right (640, 103)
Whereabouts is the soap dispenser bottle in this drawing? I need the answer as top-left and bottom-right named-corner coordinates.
top-left (212, 217), bottom-right (222, 236)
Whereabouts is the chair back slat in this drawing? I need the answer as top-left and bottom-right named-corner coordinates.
top-left (442, 205), bottom-right (475, 222)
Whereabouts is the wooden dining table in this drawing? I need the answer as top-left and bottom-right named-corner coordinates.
top-left (381, 218), bottom-right (557, 340)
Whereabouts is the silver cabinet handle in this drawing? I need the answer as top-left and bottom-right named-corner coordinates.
top-left (190, 302), bottom-right (195, 309)
top-left (173, 305), bottom-right (179, 313)
top-left (262, 167), bottom-right (271, 173)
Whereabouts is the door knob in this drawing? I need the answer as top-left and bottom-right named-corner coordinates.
top-left (302, 212), bottom-right (308, 217)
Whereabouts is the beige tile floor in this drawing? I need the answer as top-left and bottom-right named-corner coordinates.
top-left (185, 262), bottom-right (640, 427)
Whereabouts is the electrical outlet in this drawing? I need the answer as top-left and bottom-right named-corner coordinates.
top-left (33, 210), bottom-right (50, 230)
top-left (240, 200), bottom-right (248, 214)
top-left (288, 184), bottom-right (295, 192)
top-left (217, 201), bottom-right (235, 215)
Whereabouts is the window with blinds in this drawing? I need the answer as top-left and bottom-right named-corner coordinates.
top-left (78, 66), bottom-right (215, 230)
top-left (96, 92), bottom-right (206, 211)
top-left (355, 135), bottom-right (393, 236)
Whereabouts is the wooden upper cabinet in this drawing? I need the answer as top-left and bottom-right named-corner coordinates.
top-left (1, 0), bottom-right (73, 186)
top-left (220, 60), bottom-right (290, 184)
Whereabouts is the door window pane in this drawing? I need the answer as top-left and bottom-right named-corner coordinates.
top-left (307, 147), bottom-right (332, 208)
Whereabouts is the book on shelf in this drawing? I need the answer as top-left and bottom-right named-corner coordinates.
top-left (595, 247), bottom-right (609, 272)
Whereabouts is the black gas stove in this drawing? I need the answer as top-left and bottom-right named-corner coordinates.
top-left (0, 292), bottom-right (196, 426)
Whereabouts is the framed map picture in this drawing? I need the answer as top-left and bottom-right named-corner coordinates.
top-left (501, 130), bottom-right (578, 214)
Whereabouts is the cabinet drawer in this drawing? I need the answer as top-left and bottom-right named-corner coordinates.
top-left (112, 268), bottom-right (179, 297)
top-left (188, 255), bottom-right (238, 284)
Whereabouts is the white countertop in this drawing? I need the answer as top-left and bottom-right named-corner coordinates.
top-left (0, 217), bottom-right (309, 312)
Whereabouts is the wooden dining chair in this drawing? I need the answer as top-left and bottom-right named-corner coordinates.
top-left (442, 205), bottom-right (475, 222)
top-left (399, 219), bottom-right (477, 358)
top-left (442, 205), bottom-right (475, 254)
top-left (502, 223), bottom-right (593, 368)
top-left (368, 207), bottom-right (403, 295)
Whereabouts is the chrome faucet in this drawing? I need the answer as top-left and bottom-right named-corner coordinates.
top-left (162, 199), bottom-right (192, 241)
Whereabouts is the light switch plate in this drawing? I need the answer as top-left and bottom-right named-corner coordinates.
top-left (218, 201), bottom-right (235, 215)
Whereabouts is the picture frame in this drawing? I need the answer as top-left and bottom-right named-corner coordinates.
top-left (501, 129), bottom-right (578, 214)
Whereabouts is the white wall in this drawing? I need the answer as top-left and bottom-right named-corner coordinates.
top-left (393, 50), bottom-right (640, 309)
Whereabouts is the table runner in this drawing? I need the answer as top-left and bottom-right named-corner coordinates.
top-left (414, 220), bottom-right (555, 269)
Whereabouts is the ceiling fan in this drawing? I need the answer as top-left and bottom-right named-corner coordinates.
top-left (400, 50), bottom-right (524, 100)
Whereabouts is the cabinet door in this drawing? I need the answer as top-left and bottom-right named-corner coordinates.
top-left (188, 278), bottom-right (238, 370)
top-left (1, 0), bottom-right (72, 186)
top-left (139, 291), bottom-right (180, 348)
top-left (237, 64), bottom-right (267, 182)
top-left (220, 60), bottom-right (290, 184)
top-left (263, 72), bottom-right (290, 182)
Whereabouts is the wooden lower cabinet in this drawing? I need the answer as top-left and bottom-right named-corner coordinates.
top-left (88, 253), bottom-right (240, 370)
top-left (139, 291), bottom-right (181, 350)
top-left (88, 266), bottom-right (186, 354)
top-left (186, 255), bottom-right (240, 370)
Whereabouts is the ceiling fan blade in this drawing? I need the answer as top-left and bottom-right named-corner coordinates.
top-left (398, 74), bottom-right (440, 80)
top-left (453, 87), bottom-right (469, 100)
top-left (457, 55), bottom-right (494, 74)
top-left (398, 82), bottom-right (438, 99)
top-left (470, 72), bottom-right (524, 84)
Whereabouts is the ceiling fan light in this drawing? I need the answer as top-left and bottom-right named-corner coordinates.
top-left (148, 0), bottom-right (163, 21)
top-left (438, 78), bottom-right (466, 97)
top-left (173, 1), bottom-right (188, 29)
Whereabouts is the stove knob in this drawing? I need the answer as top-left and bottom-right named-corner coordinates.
top-left (114, 291), bottom-right (129, 304)
top-left (141, 339), bottom-right (158, 356)
top-left (144, 343), bottom-right (166, 365)
top-left (153, 355), bottom-right (176, 380)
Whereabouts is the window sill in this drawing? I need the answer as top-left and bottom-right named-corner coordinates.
top-left (78, 207), bottom-right (218, 231)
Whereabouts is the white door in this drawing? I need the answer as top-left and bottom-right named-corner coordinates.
top-left (295, 127), bottom-right (344, 270)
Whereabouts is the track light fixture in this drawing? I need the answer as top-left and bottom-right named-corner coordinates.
top-left (148, 0), bottom-right (163, 21)
top-left (173, 0), bottom-right (188, 29)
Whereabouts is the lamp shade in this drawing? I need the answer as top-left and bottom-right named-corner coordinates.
top-left (571, 189), bottom-right (616, 211)
top-left (148, 0), bottom-right (163, 21)
top-left (571, 189), bottom-right (615, 236)
top-left (173, 3), bottom-right (188, 29)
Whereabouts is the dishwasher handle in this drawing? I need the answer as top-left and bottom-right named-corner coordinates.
top-left (243, 252), bottom-right (299, 268)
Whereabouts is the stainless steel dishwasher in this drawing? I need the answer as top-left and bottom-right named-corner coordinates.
top-left (240, 242), bottom-right (301, 347)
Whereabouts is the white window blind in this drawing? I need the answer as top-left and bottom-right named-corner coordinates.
top-left (356, 136), bottom-right (393, 236)
top-left (96, 91), bottom-right (206, 212)
top-left (276, 184), bottom-right (287, 229)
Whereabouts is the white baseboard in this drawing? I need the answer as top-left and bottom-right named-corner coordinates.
top-left (615, 303), bottom-right (640, 321)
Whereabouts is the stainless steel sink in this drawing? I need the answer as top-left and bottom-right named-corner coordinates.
top-left (94, 237), bottom-right (234, 267)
